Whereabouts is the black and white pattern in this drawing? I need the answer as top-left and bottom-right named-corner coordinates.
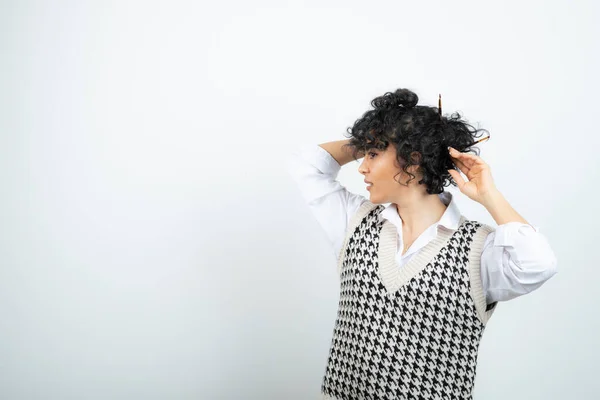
top-left (321, 205), bottom-right (491, 400)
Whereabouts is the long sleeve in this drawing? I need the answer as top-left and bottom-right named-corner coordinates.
top-left (480, 222), bottom-right (558, 304)
top-left (286, 145), bottom-right (560, 306)
top-left (286, 144), bottom-right (367, 260)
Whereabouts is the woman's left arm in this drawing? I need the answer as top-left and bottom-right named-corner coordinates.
top-left (447, 146), bottom-right (534, 225)
top-left (447, 147), bottom-right (558, 303)
top-left (480, 223), bottom-right (558, 303)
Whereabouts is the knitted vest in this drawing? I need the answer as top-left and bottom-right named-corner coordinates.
top-left (320, 200), bottom-right (497, 400)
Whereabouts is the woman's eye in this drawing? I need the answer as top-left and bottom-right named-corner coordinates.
top-left (369, 152), bottom-right (377, 158)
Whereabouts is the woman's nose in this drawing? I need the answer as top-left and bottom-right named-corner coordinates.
top-left (359, 159), bottom-right (368, 172)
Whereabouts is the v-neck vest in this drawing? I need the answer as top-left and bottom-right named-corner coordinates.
top-left (320, 200), bottom-right (497, 400)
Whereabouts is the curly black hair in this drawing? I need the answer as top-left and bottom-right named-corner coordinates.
top-left (342, 88), bottom-right (489, 195)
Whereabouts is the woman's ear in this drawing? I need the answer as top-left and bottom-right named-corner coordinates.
top-left (407, 152), bottom-right (423, 178)
top-left (409, 151), bottom-right (422, 165)
top-left (407, 164), bottom-right (422, 176)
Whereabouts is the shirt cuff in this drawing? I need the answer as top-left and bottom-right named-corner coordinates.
top-left (297, 144), bottom-right (343, 177)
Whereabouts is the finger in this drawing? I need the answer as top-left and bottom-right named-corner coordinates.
top-left (452, 158), bottom-right (470, 176)
top-left (448, 169), bottom-right (465, 189)
top-left (450, 149), bottom-right (483, 168)
top-left (451, 153), bottom-right (477, 169)
top-left (448, 147), bottom-right (469, 165)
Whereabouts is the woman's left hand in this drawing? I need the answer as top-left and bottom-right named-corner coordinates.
top-left (447, 147), bottom-right (498, 204)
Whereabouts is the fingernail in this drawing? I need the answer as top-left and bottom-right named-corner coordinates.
top-left (448, 147), bottom-right (454, 153)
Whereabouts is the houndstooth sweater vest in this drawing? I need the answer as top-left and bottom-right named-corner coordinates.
top-left (320, 200), bottom-right (498, 400)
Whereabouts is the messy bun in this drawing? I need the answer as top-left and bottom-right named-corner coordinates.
top-left (342, 88), bottom-right (489, 195)
top-left (371, 88), bottom-right (419, 109)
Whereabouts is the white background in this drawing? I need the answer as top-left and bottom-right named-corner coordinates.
top-left (1, 0), bottom-right (598, 399)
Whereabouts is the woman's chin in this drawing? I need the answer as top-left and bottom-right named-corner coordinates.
top-left (368, 192), bottom-right (381, 202)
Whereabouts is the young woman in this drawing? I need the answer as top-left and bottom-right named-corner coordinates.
top-left (286, 88), bottom-right (558, 399)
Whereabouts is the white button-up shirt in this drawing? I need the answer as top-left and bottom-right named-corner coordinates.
top-left (286, 144), bottom-right (558, 305)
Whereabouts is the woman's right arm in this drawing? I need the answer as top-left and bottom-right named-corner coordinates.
top-left (318, 139), bottom-right (365, 166)
top-left (286, 141), bottom-right (368, 261)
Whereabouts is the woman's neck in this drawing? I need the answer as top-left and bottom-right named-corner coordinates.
top-left (393, 192), bottom-right (448, 234)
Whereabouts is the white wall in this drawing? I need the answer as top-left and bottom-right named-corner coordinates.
top-left (1, 0), bottom-right (598, 398)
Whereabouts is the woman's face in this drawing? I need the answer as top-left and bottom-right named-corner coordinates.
top-left (358, 144), bottom-right (420, 203)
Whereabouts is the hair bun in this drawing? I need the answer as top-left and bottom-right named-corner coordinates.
top-left (371, 88), bottom-right (419, 110)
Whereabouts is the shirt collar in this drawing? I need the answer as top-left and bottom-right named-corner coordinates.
top-left (379, 190), bottom-right (462, 231)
